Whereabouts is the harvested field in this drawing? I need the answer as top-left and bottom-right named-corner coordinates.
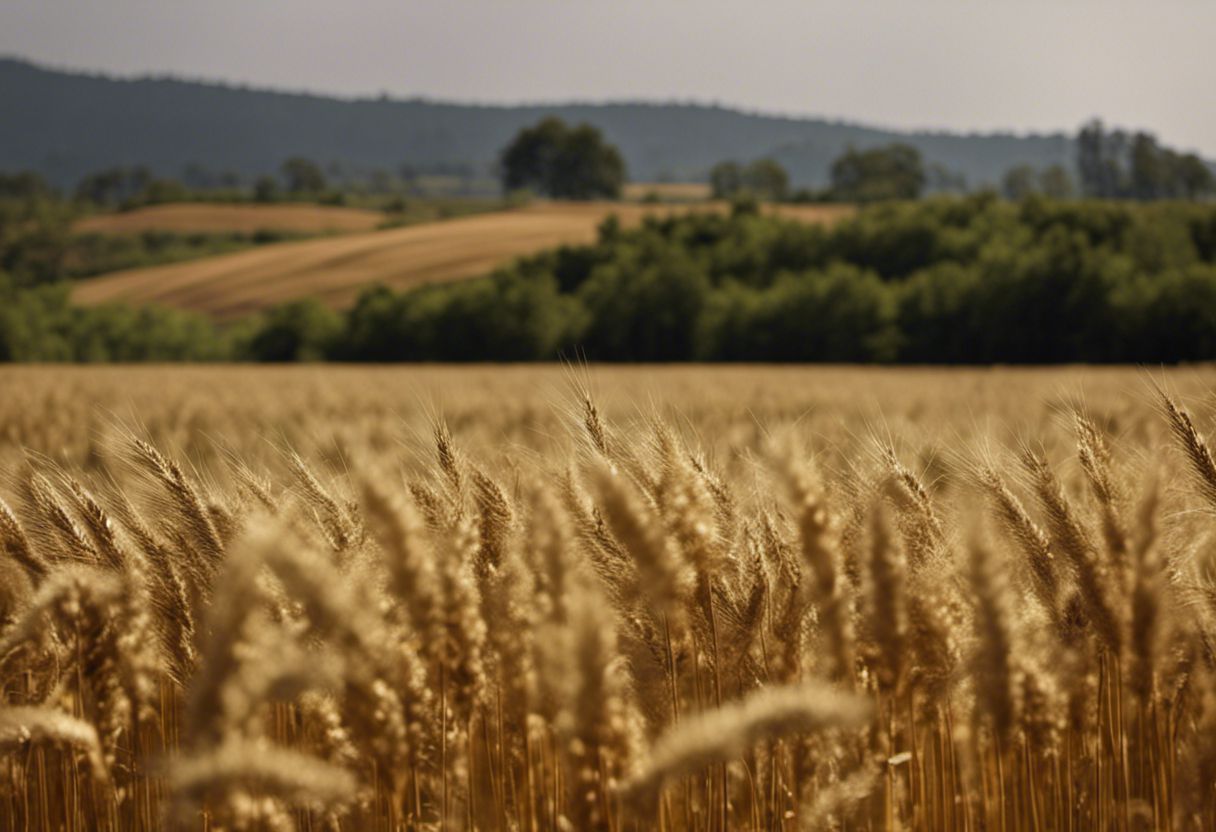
top-left (72, 201), bottom-right (855, 319)
top-left (622, 182), bottom-right (713, 201)
top-left (73, 202), bottom-right (387, 235)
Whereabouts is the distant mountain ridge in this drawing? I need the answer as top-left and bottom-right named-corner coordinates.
top-left (1, 55), bottom-right (1078, 189)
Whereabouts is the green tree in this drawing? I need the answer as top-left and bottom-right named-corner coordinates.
top-left (253, 176), bottom-right (280, 203)
top-left (498, 118), bottom-right (625, 199)
top-left (74, 166), bottom-right (152, 206)
top-left (1130, 132), bottom-right (1169, 200)
top-left (709, 158), bottom-right (789, 201)
top-left (829, 144), bottom-right (925, 202)
top-left (709, 161), bottom-right (743, 199)
top-left (896, 262), bottom-right (984, 362)
top-left (1125, 266), bottom-right (1216, 361)
top-left (1001, 165), bottom-right (1074, 201)
top-left (1119, 130), bottom-right (1213, 201)
top-left (551, 124), bottom-right (627, 199)
top-left (280, 158), bottom-right (327, 195)
top-left (246, 299), bottom-right (341, 361)
top-left (925, 164), bottom-right (969, 195)
top-left (141, 178), bottom-right (189, 205)
top-left (1077, 120), bottom-right (1128, 198)
top-left (0, 172), bottom-right (52, 201)
top-left (743, 158), bottom-right (789, 201)
top-left (1176, 154), bottom-right (1215, 200)
top-left (1038, 165), bottom-right (1076, 199)
top-left (576, 254), bottom-right (709, 360)
top-left (1002, 165), bottom-right (1039, 200)
top-left (500, 117), bottom-right (574, 196)
top-left (739, 266), bottom-right (899, 361)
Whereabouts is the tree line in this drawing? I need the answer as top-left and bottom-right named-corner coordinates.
top-left (7, 196), bottom-right (1216, 363)
top-left (2, 159), bottom-right (494, 213)
top-left (9, 117), bottom-right (1211, 211)
top-left (1077, 120), bottom-right (1214, 200)
top-left (308, 197), bottom-right (1216, 364)
top-left (702, 122), bottom-right (1213, 205)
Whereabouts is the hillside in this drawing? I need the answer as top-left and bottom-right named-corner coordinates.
top-left (2, 56), bottom-right (1074, 189)
top-left (71, 201), bottom-right (853, 319)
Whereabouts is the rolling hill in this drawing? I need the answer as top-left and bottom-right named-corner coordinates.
top-left (71, 201), bottom-right (853, 319)
top-left (2, 56), bottom-right (1075, 190)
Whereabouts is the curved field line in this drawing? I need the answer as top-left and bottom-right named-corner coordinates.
top-left (72, 201), bottom-right (853, 319)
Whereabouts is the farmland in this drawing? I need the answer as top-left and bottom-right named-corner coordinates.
top-left (73, 202), bottom-right (388, 235)
top-left (71, 201), bottom-right (854, 319)
top-left (622, 182), bottom-right (713, 202)
top-left (4, 1), bottom-right (1215, 828)
top-left (1, 363), bottom-right (1215, 829)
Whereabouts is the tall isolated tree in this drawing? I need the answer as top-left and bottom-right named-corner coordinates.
top-left (499, 118), bottom-right (625, 199)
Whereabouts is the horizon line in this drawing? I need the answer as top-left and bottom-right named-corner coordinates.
top-left (1, 52), bottom-right (1093, 144)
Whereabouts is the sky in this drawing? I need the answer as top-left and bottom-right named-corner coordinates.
top-left (3, 0), bottom-right (1214, 155)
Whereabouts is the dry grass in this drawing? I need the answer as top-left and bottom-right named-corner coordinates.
top-left (70, 201), bottom-right (854, 319)
top-left (622, 183), bottom-right (713, 202)
top-left (73, 203), bottom-right (388, 235)
top-left (0, 363), bottom-right (1215, 830)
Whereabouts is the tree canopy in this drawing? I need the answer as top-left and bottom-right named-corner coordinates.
top-left (709, 158), bottom-right (790, 200)
top-left (1002, 164), bottom-right (1076, 200)
top-left (1077, 120), bottom-right (1215, 200)
top-left (7, 167), bottom-right (1216, 364)
top-left (498, 118), bottom-right (626, 199)
top-left (280, 158), bottom-right (328, 195)
top-left (829, 144), bottom-right (926, 202)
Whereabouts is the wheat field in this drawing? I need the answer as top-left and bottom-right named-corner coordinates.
top-left (70, 202), bottom-right (855, 319)
top-left (1, 364), bottom-right (1214, 831)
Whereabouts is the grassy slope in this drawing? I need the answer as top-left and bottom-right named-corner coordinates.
top-left (72, 201), bottom-right (854, 319)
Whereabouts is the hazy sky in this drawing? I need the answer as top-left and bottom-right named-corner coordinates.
top-left (3, 0), bottom-right (1214, 154)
